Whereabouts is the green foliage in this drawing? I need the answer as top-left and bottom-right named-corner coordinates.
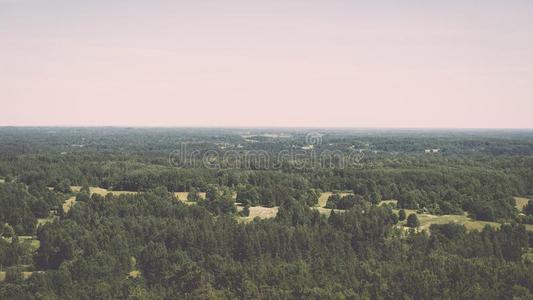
top-left (236, 185), bottom-right (260, 206)
top-left (398, 209), bottom-right (406, 221)
top-left (0, 128), bottom-right (533, 298)
top-left (0, 183), bottom-right (38, 235)
top-left (326, 194), bottom-right (365, 210)
top-left (187, 186), bottom-right (200, 202)
top-left (5, 267), bottom-right (23, 283)
top-left (241, 205), bottom-right (250, 217)
top-left (31, 199), bottom-right (50, 218)
top-left (53, 179), bottom-right (72, 193)
top-left (75, 192), bottom-right (91, 202)
top-left (407, 213), bottom-right (420, 228)
top-left (524, 200), bottom-right (533, 216)
top-left (199, 186), bottom-right (236, 215)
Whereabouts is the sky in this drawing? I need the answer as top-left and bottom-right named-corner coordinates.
top-left (1, 0), bottom-right (532, 128)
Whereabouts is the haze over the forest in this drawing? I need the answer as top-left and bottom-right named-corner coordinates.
top-left (1, 0), bottom-right (532, 128)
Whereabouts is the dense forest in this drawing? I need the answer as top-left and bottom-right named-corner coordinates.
top-left (1, 127), bottom-right (533, 299)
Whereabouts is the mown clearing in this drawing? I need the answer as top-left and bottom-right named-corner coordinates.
top-left (237, 206), bottom-right (279, 223)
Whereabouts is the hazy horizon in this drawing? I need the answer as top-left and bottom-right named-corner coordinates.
top-left (2, 0), bottom-right (533, 128)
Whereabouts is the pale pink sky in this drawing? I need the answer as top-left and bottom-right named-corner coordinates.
top-left (1, 0), bottom-right (532, 128)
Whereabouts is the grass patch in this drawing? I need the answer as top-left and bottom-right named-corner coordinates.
top-left (63, 196), bottom-right (76, 213)
top-left (72, 186), bottom-right (209, 202)
top-left (18, 236), bottom-right (40, 250)
top-left (37, 217), bottom-right (55, 227)
top-left (0, 271), bottom-right (36, 282)
top-left (237, 206), bottom-right (279, 223)
top-left (174, 192), bottom-right (206, 204)
top-left (128, 270), bottom-right (141, 278)
top-left (29, 240), bottom-right (41, 251)
top-left (392, 209), bottom-right (533, 232)
top-left (515, 197), bottom-right (531, 212)
top-left (379, 200), bottom-right (398, 207)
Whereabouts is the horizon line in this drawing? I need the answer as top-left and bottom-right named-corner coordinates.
top-left (1, 125), bottom-right (533, 131)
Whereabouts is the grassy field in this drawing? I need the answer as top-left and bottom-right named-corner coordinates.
top-left (390, 207), bottom-right (533, 232)
top-left (237, 206), bottom-right (279, 223)
top-left (0, 271), bottom-right (36, 282)
top-left (63, 188), bottom-right (533, 232)
top-left (515, 197), bottom-right (531, 211)
top-left (376, 199), bottom-right (533, 232)
top-left (71, 187), bottom-right (210, 204)
top-left (63, 196), bottom-right (76, 213)
top-left (0, 178), bottom-right (4, 183)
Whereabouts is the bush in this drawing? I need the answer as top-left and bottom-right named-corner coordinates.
top-left (398, 209), bottom-right (406, 221)
top-left (241, 205), bottom-right (250, 217)
top-left (406, 213), bottom-right (420, 228)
